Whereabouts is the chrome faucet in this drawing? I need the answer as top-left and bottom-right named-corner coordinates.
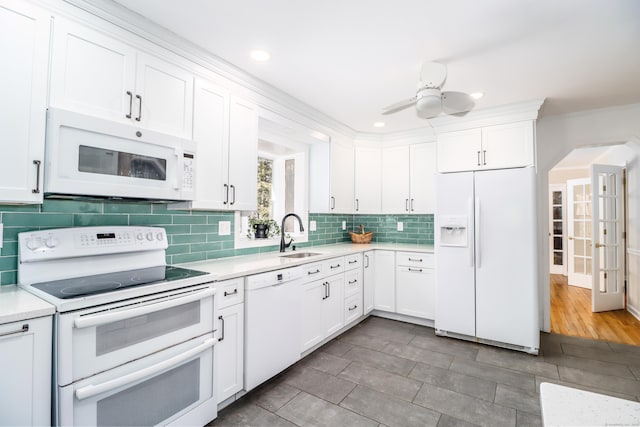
top-left (280, 213), bottom-right (304, 252)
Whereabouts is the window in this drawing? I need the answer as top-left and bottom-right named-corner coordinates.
top-left (235, 138), bottom-right (308, 249)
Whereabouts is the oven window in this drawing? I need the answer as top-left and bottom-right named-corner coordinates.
top-left (97, 359), bottom-right (200, 426)
top-left (78, 145), bottom-right (167, 181)
top-left (96, 301), bottom-right (200, 356)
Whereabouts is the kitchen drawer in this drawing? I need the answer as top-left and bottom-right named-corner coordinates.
top-left (344, 294), bottom-right (363, 325)
top-left (302, 261), bottom-right (325, 280)
top-left (217, 278), bottom-right (244, 309)
top-left (345, 253), bottom-right (363, 271)
top-left (344, 269), bottom-right (362, 298)
top-left (396, 251), bottom-right (434, 268)
top-left (324, 256), bottom-right (345, 275)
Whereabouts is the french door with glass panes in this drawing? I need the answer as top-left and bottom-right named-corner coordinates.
top-left (567, 178), bottom-right (592, 288)
top-left (549, 185), bottom-right (567, 275)
top-left (591, 164), bottom-right (625, 312)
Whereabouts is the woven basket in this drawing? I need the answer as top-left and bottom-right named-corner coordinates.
top-left (349, 224), bottom-right (373, 244)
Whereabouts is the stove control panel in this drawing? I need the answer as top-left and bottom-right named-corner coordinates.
top-left (19, 226), bottom-right (168, 262)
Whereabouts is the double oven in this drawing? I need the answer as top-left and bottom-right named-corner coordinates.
top-left (19, 226), bottom-right (218, 426)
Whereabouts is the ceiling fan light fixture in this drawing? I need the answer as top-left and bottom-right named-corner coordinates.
top-left (415, 88), bottom-right (442, 116)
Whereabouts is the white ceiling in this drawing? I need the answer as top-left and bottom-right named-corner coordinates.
top-left (112, 0), bottom-right (640, 134)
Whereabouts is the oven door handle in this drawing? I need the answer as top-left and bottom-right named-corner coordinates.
top-left (75, 337), bottom-right (216, 401)
top-left (74, 288), bottom-right (216, 329)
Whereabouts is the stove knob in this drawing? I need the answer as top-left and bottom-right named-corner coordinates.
top-left (137, 233), bottom-right (144, 241)
top-left (44, 237), bottom-right (58, 248)
top-left (146, 232), bottom-right (154, 241)
top-left (26, 238), bottom-right (40, 250)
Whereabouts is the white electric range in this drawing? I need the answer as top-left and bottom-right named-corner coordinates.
top-left (18, 226), bottom-right (219, 427)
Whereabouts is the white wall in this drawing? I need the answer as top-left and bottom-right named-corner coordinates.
top-left (536, 103), bottom-right (640, 331)
top-left (548, 168), bottom-right (588, 185)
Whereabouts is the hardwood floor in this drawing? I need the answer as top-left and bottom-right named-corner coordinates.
top-left (550, 274), bottom-right (640, 345)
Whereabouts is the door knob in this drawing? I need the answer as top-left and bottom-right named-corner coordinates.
top-left (595, 242), bottom-right (605, 248)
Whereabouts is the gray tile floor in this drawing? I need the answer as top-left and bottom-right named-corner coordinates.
top-left (210, 316), bottom-right (640, 427)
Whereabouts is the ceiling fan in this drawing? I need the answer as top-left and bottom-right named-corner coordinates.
top-left (382, 61), bottom-right (475, 119)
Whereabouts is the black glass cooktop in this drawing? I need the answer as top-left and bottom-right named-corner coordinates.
top-left (31, 266), bottom-right (209, 299)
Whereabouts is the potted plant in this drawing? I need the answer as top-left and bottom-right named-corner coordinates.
top-left (247, 213), bottom-right (280, 239)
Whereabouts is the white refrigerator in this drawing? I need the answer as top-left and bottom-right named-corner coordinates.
top-left (434, 167), bottom-right (539, 353)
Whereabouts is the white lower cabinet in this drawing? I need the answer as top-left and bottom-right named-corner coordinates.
top-left (395, 252), bottom-right (435, 320)
top-left (363, 251), bottom-right (375, 314)
top-left (373, 250), bottom-right (396, 311)
top-left (301, 273), bottom-right (345, 352)
top-left (0, 315), bottom-right (52, 426)
top-left (215, 278), bottom-right (244, 404)
top-left (344, 293), bottom-right (363, 325)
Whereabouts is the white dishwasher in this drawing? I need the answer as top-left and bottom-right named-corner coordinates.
top-left (244, 266), bottom-right (304, 391)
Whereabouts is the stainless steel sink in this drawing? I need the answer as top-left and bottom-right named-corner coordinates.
top-left (280, 252), bottom-right (321, 259)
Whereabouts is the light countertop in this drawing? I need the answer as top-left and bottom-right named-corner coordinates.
top-left (540, 382), bottom-right (640, 426)
top-left (182, 242), bottom-right (434, 280)
top-left (0, 285), bottom-right (56, 324)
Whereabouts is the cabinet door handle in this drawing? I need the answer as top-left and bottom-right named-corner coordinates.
top-left (408, 267), bottom-right (423, 272)
top-left (0, 323), bottom-right (29, 337)
top-left (32, 160), bottom-right (41, 194)
top-left (126, 91), bottom-right (133, 118)
top-left (218, 315), bottom-right (225, 341)
top-left (135, 94), bottom-right (142, 121)
top-left (482, 150), bottom-right (487, 165)
top-left (348, 305), bottom-right (358, 311)
top-left (322, 282), bottom-right (328, 300)
top-left (327, 282), bottom-right (330, 298)
top-left (405, 198), bottom-right (409, 211)
top-left (355, 198), bottom-right (359, 212)
top-left (331, 196), bottom-right (335, 210)
top-left (223, 288), bottom-right (238, 297)
top-left (330, 264), bottom-right (341, 269)
top-left (364, 254), bottom-right (369, 268)
top-left (308, 269), bottom-right (321, 275)
top-left (410, 199), bottom-right (415, 212)
top-left (230, 185), bottom-right (236, 205)
top-left (408, 258), bottom-right (422, 262)
top-left (223, 184), bottom-right (229, 204)
top-left (348, 279), bottom-right (357, 284)
top-left (477, 151), bottom-right (481, 166)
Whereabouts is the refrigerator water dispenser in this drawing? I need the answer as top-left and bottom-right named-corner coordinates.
top-left (439, 215), bottom-right (468, 247)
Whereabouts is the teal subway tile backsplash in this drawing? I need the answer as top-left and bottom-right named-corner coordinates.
top-left (0, 199), bottom-right (435, 285)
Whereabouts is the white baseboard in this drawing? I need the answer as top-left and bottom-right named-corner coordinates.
top-left (627, 304), bottom-right (640, 321)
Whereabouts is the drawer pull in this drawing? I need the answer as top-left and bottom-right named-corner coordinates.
top-left (0, 324), bottom-right (29, 337)
top-left (408, 267), bottom-right (423, 272)
top-left (348, 279), bottom-right (358, 284)
top-left (330, 264), bottom-right (341, 269)
top-left (348, 260), bottom-right (358, 264)
top-left (408, 258), bottom-right (422, 262)
top-left (223, 288), bottom-right (238, 297)
top-left (308, 269), bottom-right (321, 275)
top-left (348, 305), bottom-right (358, 311)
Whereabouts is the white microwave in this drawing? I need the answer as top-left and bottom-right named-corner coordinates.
top-left (44, 108), bottom-right (196, 201)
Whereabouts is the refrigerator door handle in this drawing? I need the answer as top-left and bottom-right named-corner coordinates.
top-left (475, 197), bottom-right (481, 268)
top-left (468, 197), bottom-right (475, 268)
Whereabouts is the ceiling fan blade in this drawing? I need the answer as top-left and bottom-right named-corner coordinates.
top-left (441, 91), bottom-right (475, 114)
top-left (420, 61), bottom-right (447, 88)
top-left (381, 96), bottom-right (417, 115)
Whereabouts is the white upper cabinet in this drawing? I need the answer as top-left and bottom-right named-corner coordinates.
top-left (381, 143), bottom-right (436, 214)
top-left (227, 96), bottom-right (258, 211)
top-left (0, 0), bottom-right (50, 203)
top-left (50, 18), bottom-right (194, 139)
top-left (173, 80), bottom-right (257, 211)
top-left (330, 141), bottom-right (355, 214)
top-left (436, 121), bottom-right (534, 173)
top-left (354, 146), bottom-right (381, 214)
top-left (381, 146), bottom-right (410, 214)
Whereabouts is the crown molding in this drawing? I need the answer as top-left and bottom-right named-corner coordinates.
top-left (62, 0), bottom-right (357, 140)
top-left (428, 99), bottom-right (545, 133)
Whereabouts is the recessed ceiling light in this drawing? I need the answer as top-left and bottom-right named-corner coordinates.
top-left (373, 122), bottom-right (385, 128)
top-left (470, 92), bottom-right (484, 100)
top-left (250, 50), bottom-right (271, 62)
